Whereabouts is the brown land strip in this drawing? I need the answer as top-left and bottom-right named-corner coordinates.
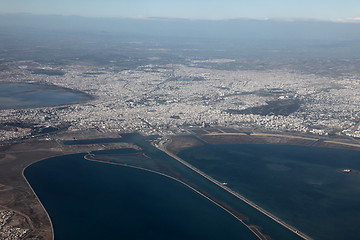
top-left (185, 128), bottom-right (360, 151)
top-left (0, 130), bottom-right (135, 240)
top-left (85, 153), bottom-right (268, 240)
top-left (198, 132), bottom-right (318, 146)
top-left (204, 132), bottom-right (248, 136)
top-left (165, 128), bottom-right (360, 240)
top-left (161, 142), bottom-right (313, 240)
top-left (165, 135), bottom-right (203, 154)
top-left (314, 140), bottom-right (360, 151)
top-left (1, 128), bottom-right (359, 239)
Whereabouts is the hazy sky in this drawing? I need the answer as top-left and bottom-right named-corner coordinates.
top-left (1, 0), bottom-right (360, 21)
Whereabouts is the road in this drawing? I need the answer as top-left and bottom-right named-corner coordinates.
top-left (158, 141), bottom-right (313, 240)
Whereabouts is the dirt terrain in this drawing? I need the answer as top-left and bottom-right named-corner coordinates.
top-left (0, 130), bottom-right (134, 239)
top-left (1, 128), bottom-right (359, 239)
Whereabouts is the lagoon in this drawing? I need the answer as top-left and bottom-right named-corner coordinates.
top-left (0, 82), bottom-right (91, 109)
top-left (179, 144), bottom-right (360, 240)
top-left (24, 134), bottom-right (311, 240)
top-left (24, 153), bottom-right (258, 240)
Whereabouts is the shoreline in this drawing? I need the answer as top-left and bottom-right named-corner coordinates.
top-left (161, 138), bottom-right (312, 240)
top-left (0, 130), bottom-right (133, 239)
top-left (84, 153), bottom-right (265, 240)
top-left (0, 81), bottom-right (95, 111)
top-left (169, 128), bottom-right (360, 154)
top-left (22, 159), bottom-right (55, 240)
top-left (2, 128), bottom-right (360, 239)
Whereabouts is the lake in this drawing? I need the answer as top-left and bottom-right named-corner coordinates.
top-left (179, 144), bottom-right (360, 240)
top-left (25, 133), bottom-right (315, 240)
top-left (24, 153), bottom-right (258, 240)
top-left (0, 82), bottom-right (92, 109)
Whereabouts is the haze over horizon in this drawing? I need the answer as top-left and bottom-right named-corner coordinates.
top-left (1, 0), bottom-right (360, 22)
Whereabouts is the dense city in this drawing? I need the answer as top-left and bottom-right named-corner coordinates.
top-left (0, 210), bottom-right (29, 240)
top-left (0, 58), bottom-right (359, 142)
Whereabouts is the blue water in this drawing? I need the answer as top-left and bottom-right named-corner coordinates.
top-left (179, 144), bottom-right (360, 240)
top-left (0, 82), bottom-right (91, 109)
top-left (25, 134), bottom-right (308, 240)
top-left (24, 153), bottom-right (258, 240)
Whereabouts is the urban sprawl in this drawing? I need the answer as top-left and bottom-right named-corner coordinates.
top-left (1, 59), bottom-right (360, 141)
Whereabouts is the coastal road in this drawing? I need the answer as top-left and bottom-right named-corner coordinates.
top-left (158, 141), bottom-right (313, 240)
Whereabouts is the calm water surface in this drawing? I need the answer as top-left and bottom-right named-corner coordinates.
top-left (179, 144), bottom-right (360, 240)
top-left (25, 153), bottom-right (258, 240)
top-left (24, 134), bottom-right (311, 240)
top-left (0, 82), bottom-right (91, 109)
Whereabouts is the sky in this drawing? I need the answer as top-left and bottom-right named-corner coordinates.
top-left (0, 0), bottom-right (360, 21)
